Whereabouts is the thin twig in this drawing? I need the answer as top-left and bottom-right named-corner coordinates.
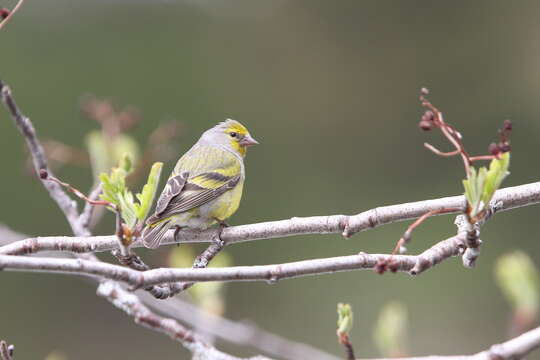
top-left (44, 172), bottom-right (112, 207)
top-left (0, 80), bottom-right (86, 236)
top-left (391, 207), bottom-right (462, 255)
top-left (79, 183), bottom-right (103, 228)
top-left (423, 143), bottom-right (461, 157)
top-left (139, 292), bottom-right (342, 360)
top-left (337, 333), bottom-right (355, 360)
top-left (97, 281), bottom-right (271, 360)
top-left (469, 155), bottom-right (498, 162)
top-left (170, 240), bottom-right (227, 296)
top-left (0, 0), bottom-right (24, 31)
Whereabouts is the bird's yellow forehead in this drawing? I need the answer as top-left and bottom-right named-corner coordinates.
top-left (224, 121), bottom-right (249, 136)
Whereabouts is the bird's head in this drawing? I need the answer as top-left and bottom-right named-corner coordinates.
top-left (202, 119), bottom-right (259, 157)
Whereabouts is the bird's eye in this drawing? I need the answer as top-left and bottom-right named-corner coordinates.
top-left (229, 132), bottom-right (237, 138)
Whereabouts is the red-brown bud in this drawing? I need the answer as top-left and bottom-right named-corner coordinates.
top-left (488, 143), bottom-right (501, 156)
top-left (374, 260), bottom-right (388, 274)
top-left (39, 169), bottom-right (48, 179)
top-left (418, 120), bottom-right (432, 131)
top-left (420, 87), bottom-right (430, 96)
top-left (503, 119), bottom-right (512, 131)
top-left (0, 8), bottom-right (10, 20)
top-left (499, 143), bottom-right (511, 153)
top-left (422, 110), bottom-right (435, 122)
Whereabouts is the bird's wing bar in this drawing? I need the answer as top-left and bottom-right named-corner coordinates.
top-left (147, 173), bottom-right (241, 224)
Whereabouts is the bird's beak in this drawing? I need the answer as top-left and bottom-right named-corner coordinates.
top-left (240, 134), bottom-right (259, 147)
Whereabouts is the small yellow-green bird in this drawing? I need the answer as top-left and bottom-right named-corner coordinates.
top-left (142, 119), bottom-right (259, 249)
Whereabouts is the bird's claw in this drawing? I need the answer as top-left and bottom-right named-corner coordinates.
top-left (213, 218), bottom-right (228, 247)
top-left (173, 225), bottom-right (182, 247)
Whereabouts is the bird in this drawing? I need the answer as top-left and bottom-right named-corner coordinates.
top-left (142, 119), bottom-right (259, 249)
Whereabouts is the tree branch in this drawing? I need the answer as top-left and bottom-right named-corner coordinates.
top-left (1, 181), bottom-right (538, 257)
top-left (363, 326), bottom-right (540, 360)
top-left (97, 281), bottom-right (271, 360)
top-left (0, 225), bottom-right (329, 360)
top-left (0, 233), bottom-right (466, 286)
top-left (0, 80), bottom-right (87, 237)
top-left (0, 0), bottom-right (24, 31)
top-left (138, 291), bottom-right (342, 360)
top-left (0, 340), bottom-right (14, 360)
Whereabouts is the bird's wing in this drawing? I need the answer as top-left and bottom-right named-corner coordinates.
top-left (147, 146), bottom-right (242, 224)
top-left (154, 171), bottom-right (189, 215)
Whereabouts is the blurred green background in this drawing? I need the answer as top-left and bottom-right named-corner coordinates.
top-left (1, 1), bottom-right (540, 359)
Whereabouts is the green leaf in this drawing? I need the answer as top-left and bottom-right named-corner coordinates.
top-left (99, 166), bottom-right (137, 227)
top-left (482, 152), bottom-right (510, 206)
top-left (495, 250), bottom-right (539, 314)
top-left (463, 152), bottom-right (510, 218)
top-left (373, 301), bottom-right (408, 357)
top-left (118, 191), bottom-right (137, 228)
top-left (134, 162), bottom-right (163, 222)
top-left (337, 303), bottom-right (354, 335)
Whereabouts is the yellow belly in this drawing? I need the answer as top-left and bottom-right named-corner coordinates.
top-left (208, 180), bottom-right (244, 221)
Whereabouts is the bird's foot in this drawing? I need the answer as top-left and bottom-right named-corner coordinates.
top-left (213, 218), bottom-right (229, 246)
top-left (174, 225), bottom-right (182, 247)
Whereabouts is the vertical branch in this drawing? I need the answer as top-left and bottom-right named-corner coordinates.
top-left (0, 340), bottom-right (14, 360)
top-left (0, 81), bottom-right (86, 236)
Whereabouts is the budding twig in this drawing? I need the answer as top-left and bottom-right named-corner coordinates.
top-left (418, 88), bottom-right (512, 177)
top-left (338, 333), bottom-right (355, 360)
top-left (41, 170), bottom-right (113, 207)
top-left (391, 207), bottom-right (462, 256)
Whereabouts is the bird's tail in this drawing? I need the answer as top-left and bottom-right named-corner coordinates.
top-left (142, 219), bottom-right (171, 249)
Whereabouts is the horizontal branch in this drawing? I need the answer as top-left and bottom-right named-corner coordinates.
top-left (0, 234), bottom-right (465, 287)
top-left (1, 182), bottom-right (538, 257)
top-left (363, 326), bottom-right (540, 360)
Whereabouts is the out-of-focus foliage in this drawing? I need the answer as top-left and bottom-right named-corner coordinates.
top-left (373, 301), bottom-right (408, 358)
top-left (86, 130), bottom-right (140, 181)
top-left (495, 250), bottom-right (539, 316)
top-left (44, 351), bottom-right (68, 360)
